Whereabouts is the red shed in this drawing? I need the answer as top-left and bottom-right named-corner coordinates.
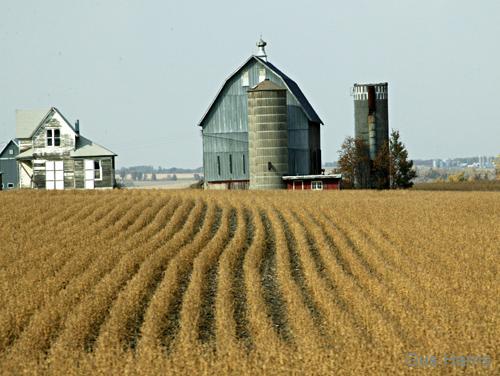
top-left (282, 174), bottom-right (342, 190)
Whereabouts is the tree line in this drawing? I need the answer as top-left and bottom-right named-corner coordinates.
top-left (335, 130), bottom-right (417, 189)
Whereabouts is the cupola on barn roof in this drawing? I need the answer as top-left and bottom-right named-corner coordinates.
top-left (256, 37), bottom-right (267, 62)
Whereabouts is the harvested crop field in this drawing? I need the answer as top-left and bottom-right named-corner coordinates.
top-left (0, 189), bottom-right (499, 375)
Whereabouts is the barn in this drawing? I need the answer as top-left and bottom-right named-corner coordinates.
top-left (198, 38), bottom-right (334, 190)
top-left (15, 108), bottom-right (117, 190)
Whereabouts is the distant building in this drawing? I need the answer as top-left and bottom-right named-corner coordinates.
top-left (198, 38), bottom-right (330, 190)
top-left (479, 155), bottom-right (485, 169)
top-left (15, 108), bottom-right (117, 189)
top-left (0, 139), bottom-right (19, 189)
top-left (487, 156), bottom-right (494, 169)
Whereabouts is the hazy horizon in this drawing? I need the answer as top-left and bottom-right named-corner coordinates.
top-left (1, 1), bottom-right (499, 169)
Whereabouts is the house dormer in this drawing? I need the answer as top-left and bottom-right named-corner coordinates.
top-left (31, 108), bottom-right (78, 158)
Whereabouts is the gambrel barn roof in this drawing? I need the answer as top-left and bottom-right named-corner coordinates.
top-left (197, 56), bottom-right (323, 127)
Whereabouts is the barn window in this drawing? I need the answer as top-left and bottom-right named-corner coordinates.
top-left (229, 154), bottom-right (233, 174)
top-left (242, 154), bottom-right (246, 174)
top-left (7, 183), bottom-right (14, 189)
top-left (217, 156), bottom-right (221, 175)
top-left (94, 160), bottom-right (102, 180)
top-left (311, 181), bottom-right (323, 190)
top-left (242, 71), bottom-right (249, 86)
top-left (46, 129), bottom-right (61, 147)
top-left (259, 69), bottom-right (266, 83)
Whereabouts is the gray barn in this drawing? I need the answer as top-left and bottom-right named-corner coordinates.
top-left (0, 140), bottom-right (19, 190)
top-left (198, 39), bottom-right (323, 189)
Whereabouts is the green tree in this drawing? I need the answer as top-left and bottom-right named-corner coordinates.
top-left (336, 136), bottom-right (370, 189)
top-left (373, 140), bottom-right (390, 189)
top-left (389, 130), bottom-right (417, 189)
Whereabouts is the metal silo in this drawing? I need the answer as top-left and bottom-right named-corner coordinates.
top-left (353, 83), bottom-right (389, 160)
top-left (248, 79), bottom-right (288, 190)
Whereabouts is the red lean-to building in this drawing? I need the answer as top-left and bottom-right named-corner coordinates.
top-left (282, 174), bottom-right (342, 190)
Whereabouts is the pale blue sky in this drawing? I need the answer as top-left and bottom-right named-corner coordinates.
top-left (1, 0), bottom-right (499, 168)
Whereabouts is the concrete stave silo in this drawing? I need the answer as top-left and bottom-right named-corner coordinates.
top-left (354, 83), bottom-right (389, 160)
top-left (248, 79), bottom-right (288, 190)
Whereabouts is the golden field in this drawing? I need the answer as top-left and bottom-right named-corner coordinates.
top-left (0, 189), bottom-right (499, 375)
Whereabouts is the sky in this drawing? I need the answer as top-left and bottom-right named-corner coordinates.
top-left (1, 0), bottom-right (499, 169)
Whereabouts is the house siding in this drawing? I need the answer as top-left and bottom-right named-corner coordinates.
top-left (74, 159), bottom-right (85, 189)
top-left (0, 141), bottom-right (19, 189)
top-left (94, 158), bottom-right (114, 189)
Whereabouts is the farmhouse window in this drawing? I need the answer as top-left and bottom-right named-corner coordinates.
top-left (46, 161), bottom-right (64, 190)
top-left (94, 160), bottom-right (102, 180)
top-left (311, 181), bottom-right (323, 190)
top-left (47, 129), bottom-right (61, 147)
top-left (9, 149), bottom-right (13, 155)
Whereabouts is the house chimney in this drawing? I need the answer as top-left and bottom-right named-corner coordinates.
top-left (75, 120), bottom-right (79, 134)
top-left (256, 37), bottom-right (267, 62)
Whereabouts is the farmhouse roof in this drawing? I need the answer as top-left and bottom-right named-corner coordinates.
top-left (16, 148), bottom-right (34, 160)
top-left (15, 108), bottom-right (77, 139)
top-left (70, 135), bottom-right (117, 157)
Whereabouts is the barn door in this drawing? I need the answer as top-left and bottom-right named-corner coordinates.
top-left (85, 159), bottom-right (95, 189)
top-left (46, 161), bottom-right (64, 190)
